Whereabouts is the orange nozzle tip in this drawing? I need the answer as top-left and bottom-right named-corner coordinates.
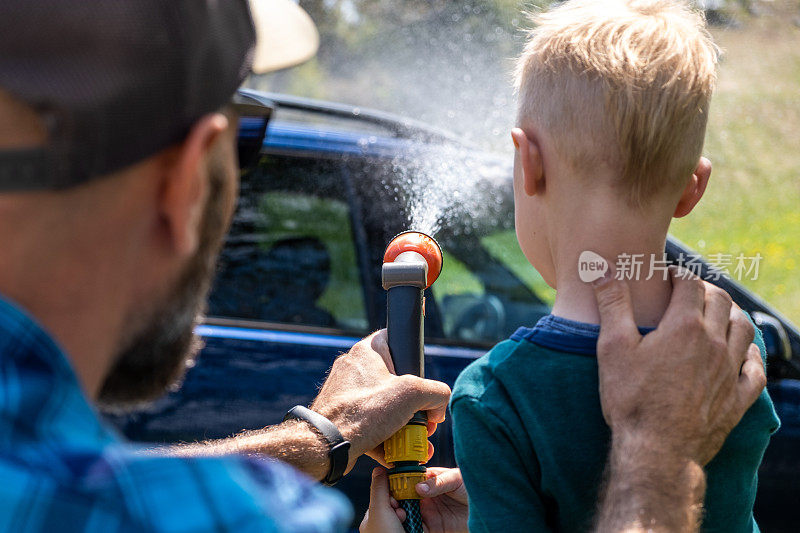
top-left (384, 231), bottom-right (443, 289)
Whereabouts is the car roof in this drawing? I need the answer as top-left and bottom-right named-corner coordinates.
top-left (239, 88), bottom-right (481, 159)
top-left (263, 120), bottom-right (426, 158)
top-left (241, 88), bottom-right (469, 143)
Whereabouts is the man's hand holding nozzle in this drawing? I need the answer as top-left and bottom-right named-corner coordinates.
top-left (311, 329), bottom-right (450, 474)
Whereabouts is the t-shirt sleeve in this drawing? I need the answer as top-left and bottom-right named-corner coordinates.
top-left (748, 312), bottom-right (781, 434)
top-left (451, 396), bottom-right (553, 533)
top-left (747, 311), bottom-right (768, 367)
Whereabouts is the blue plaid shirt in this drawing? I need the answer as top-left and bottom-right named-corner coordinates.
top-left (0, 296), bottom-right (352, 532)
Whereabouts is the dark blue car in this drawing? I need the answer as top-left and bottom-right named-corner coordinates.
top-left (107, 89), bottom-right (800, 531)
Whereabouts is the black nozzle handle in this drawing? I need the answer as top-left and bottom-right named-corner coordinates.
top-left (386, 284), bottom-right (425, 378)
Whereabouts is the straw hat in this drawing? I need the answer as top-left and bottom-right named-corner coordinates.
top-left (250, 0), bottom-right (320, 73)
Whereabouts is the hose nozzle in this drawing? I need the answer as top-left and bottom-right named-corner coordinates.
top-left (383, 231), bottom-right (443, 290)
top-left (381, 232), bottom-right (442, 532)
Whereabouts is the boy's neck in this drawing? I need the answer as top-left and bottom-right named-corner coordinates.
top-left (548, 200), bottom-right (673, 328)
top-left (552, 269), bottom-right (671, 328)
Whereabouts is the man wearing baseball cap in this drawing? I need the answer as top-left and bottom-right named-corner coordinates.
top-left (0, 1), bottom-right (767, 532)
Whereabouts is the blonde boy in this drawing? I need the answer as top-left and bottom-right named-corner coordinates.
top-left (450, 1), bottom-right (779, 531)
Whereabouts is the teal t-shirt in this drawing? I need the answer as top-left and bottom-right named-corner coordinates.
top-left (451, 314), bottom-right (780, 533)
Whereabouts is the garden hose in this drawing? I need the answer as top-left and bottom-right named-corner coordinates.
top-left (381, 231), bottom-right (443, 533)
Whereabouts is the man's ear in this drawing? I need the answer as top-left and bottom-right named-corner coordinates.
top-left (674, 157), bottom-right (712, 218)
top-left (511, 127), bottom-right (544, 197)
top-left (159, 113), bottom-right (229, 256)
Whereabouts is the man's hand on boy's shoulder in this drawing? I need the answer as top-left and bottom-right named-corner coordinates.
top-left (591, 265), bottom-right (764, 466)
top-left (591, 266), bottom-right (766, 532)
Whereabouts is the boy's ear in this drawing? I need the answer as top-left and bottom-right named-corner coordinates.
top-left (511, 127), bottom-right (544, 196)
top-left (674, 157), bottom-right (712, 218)
top-left (159, 112), bottom-right (229, 257)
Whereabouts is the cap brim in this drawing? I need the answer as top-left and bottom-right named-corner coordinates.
top-left (249, 0), bottom-right (319, 74)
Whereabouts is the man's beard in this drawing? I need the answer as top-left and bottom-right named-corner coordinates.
top-left (97, 150), bottom-right (234, 411)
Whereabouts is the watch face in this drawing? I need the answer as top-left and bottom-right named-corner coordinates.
top-left (325, 441), bottom-right (351, 486)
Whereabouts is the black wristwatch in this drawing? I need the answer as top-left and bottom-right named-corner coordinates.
top-left (283, 405), bottom-right (351, 486)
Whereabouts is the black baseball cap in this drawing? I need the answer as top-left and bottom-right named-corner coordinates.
top-left (0, 0), bottom-right (318, 191)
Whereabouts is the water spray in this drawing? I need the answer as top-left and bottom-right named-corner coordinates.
top-left (382, 231), bottom-right (443, 533)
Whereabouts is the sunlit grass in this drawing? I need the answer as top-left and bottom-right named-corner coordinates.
top-left (670, 3), bottom-right (800, 324)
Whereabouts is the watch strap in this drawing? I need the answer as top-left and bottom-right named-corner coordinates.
top-left (283, 405), bottom-right (350, 486)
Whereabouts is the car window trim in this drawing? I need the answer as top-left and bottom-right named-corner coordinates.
top-left (202, 316), bottom-right (368, 339)
top-left (199, 317), bottom-right (491, 355)
top-left (340, 162), bottom-right (378, 332)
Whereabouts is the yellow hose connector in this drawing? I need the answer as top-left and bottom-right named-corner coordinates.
top-left (384, 423), bottom-right (428, 464)
top-left (388, 470), bottom-right (427, 500)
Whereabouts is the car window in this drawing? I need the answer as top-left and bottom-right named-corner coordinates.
top-left (348, 151), bottom-right (554, 345)
top-left (481, 230), bottom-right (555, 307)
top-left (208, 155), bottom-right (368, 333)
top-left (432, 228), bottom-right (554, 344)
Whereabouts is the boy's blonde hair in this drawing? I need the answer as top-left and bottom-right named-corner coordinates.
top-left (515, 0), bottom-right (719, 204)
